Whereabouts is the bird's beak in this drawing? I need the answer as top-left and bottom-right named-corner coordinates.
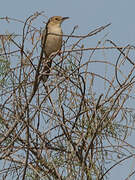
top-left (62, 17), bottom-right (69, 21)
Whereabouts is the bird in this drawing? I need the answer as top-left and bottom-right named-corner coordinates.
top-left (40, 16), bottom-right (69, 83)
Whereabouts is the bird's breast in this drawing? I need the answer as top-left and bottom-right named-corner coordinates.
top-left (45, 27), bottom-right (63, 57)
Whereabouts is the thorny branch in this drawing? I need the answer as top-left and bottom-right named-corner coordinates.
top-left (0, 12), bottom-right (135, 180)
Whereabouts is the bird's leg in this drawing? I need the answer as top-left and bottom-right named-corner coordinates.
top-left (58, 50), bottom-right (62, 56)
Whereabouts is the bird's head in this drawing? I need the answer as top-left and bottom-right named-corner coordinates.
top-left (48, 16), bottom-right (69, 27)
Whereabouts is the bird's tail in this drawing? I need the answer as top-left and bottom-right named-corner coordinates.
top-left (39, 58), bottom-right (52, 83)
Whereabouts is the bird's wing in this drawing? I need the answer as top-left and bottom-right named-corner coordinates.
top-left (41, 28), bottom-right (46, 48)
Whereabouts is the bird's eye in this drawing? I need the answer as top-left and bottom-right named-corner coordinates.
top-left (55, 18), bottom-right (58, 20)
